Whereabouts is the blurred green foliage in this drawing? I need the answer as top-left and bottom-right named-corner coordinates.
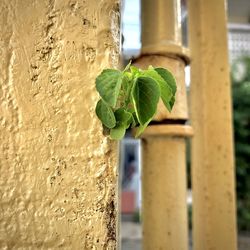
top-left (132, 210), bottom-right (141, 223)
top-left (232, 57), bottom-right (250, 232)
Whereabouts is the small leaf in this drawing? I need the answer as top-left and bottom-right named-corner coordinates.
top-left (110, 108), bottom-right (132, 140)
top-left (110, 124), bottom-right (126, 140)
top-left (114, 108), bottom-right (132, 126)
top-left (95, 99), bottom-right (116, 128)
top-left (155, 67), bottom-right (177, 95)
top-left (96, 69), bottom-right (122, 108)
top-left (169, 95), bottom-right (175, 110)
top-left (155, 68), bottom-right (177, 110)
top-left (130, 66), bottom-right (140, 76)
top-left (121, 73), bottom-right (132, 105)
top-left (143, 68), bottom-right (173, 112)
top-left (123, 71), bottom-right (132, 81)
top-left (132, 76), bottom-right (160, 125)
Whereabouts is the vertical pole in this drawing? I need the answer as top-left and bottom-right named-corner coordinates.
top-left (140, 127), bottom-right (192, 250)
top-left (188, 1), bottom-right (237, 250)
top-left (134, 0), bottom-right (191, 249)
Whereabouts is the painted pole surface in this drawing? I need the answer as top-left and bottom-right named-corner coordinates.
top-left (188, 0), bottom-right (237, 249)
top-left (137, 0), bottom-right (191, 249)
top-left (0, 0), bottom-right (120, 249)
top-left (142, 136), bottom-right (188, 250)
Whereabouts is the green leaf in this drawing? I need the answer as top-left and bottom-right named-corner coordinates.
top-left (123, 71), bottom-right (132, 81)
top-left (95, 99), bottom-right (116, 128)
top-left (114, 108), bottom-right (132, 127)
top-left (155, 67), bottom-right (177, 95)
top-left (155, 68), bottom-right (177, 110)
top-left (130, 66), bottom-right (140, 76)
top-left (132, 76), bottom-right (160, 125)
top-left (110, 108), bottom-right (132, 140)
top-left (110, 124), bottom-right (126, 140)
top-left (120, 73), bottom-right (131, 103)
top-left (169, 95), bottom-right (175, 110)
top-left (96, 69), bottom-right (122, 108)
top-left (143, 67), bottom-right (173, 112)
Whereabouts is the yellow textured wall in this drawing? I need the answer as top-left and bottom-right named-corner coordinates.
top-left (0, 0), bottom-right (119, 249)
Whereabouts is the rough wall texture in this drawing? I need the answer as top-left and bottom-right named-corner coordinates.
top-left (0, 0), bottom-right (120, 249)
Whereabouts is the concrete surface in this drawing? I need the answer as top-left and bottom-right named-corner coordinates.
top-left (0, 0), bottom-right (120, 249)
top-left (121, 222), bottom-right (250, 250)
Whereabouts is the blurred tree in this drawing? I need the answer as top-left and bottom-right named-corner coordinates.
top-left (232, 57), bottom-right (250, 231)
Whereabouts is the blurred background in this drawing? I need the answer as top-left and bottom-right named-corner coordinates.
top-left (120, 0), bottom-right (250, 249)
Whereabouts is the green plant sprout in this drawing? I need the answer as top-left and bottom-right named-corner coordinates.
top-left (95, 62), bottom-right (177, 140)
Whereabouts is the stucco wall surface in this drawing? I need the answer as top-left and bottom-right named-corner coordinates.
top-left (0, 0), bottom-right (119, 249)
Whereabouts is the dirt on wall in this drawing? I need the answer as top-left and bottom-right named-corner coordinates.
top-left (0, 0), bottom-right (120, 249)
